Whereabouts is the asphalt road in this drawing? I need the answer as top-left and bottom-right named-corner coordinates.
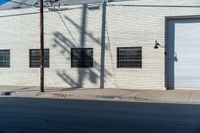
top-left (0, 98), bottom-right (200, 133)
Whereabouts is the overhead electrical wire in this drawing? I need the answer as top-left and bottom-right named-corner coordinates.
top-left (56, 10), bottom-right (79, 46)
top-left (7, 0), bottom-right (34, 7)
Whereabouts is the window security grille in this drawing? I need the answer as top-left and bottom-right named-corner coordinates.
top-left (71, 48), bottom-right (93, 68)
top-left (30, 49), bottom-right (49, 68)
top-left (117, 47), bottom-right (142, 68)
top-left (0, 50), bottom-right (10, 68)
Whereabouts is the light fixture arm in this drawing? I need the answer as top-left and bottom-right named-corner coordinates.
top-left (154, 40), bottom-right (165, 49)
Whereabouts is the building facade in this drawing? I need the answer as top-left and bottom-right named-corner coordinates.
top-left (0, 0), bottom-right (200, 89)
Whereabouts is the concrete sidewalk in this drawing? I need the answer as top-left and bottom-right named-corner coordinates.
top-left (1, 86), bottom-right (200, 104)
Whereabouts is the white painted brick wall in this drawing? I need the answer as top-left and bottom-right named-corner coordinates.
top-left (0, 0), bottom-right (200, 89)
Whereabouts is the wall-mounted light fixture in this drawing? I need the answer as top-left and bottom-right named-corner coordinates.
top-left (154, 40), bottom-right (165, 49)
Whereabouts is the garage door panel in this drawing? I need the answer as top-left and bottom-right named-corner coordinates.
top-left (167, 19), bottom-right (200, 89)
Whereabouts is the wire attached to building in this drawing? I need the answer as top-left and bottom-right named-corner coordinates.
top-left (56, 10), bottom-right (79, 46)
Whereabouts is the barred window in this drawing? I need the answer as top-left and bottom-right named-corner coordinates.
top-left (117, 47), bottom-right (142, 68)
top-left (30, 49), bottom-right (49, 68)
top-left (0, 50), bottom-right (10, 68)
top-left (71, 48), bottom-right (93, 68)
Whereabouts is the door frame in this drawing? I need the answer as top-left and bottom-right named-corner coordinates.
top-left (165, 15), bottom-right (200, 90)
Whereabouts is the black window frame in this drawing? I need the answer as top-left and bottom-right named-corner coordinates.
top-left (117, 47), bottom-right (142, 68)
top-left (29, 49), bottom-right (50, 68)
top-left (0, 49), bottom-right (10, 68)
top-left (71, 48), bottom-right (93, 68)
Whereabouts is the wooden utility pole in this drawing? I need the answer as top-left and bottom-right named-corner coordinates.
top-left (40, 0), bottom-right (44, 92)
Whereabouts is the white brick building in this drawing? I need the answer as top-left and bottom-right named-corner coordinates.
top-left (0, 0), bottom-right (200, 90)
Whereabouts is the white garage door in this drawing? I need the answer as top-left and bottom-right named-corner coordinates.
top-left (167, 19), bottom-right (200, 89)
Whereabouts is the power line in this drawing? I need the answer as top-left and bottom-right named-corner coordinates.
top-left (7, 0), bottom-right (34, 7)
top-left (56, 11), bottom-right (79, 46)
